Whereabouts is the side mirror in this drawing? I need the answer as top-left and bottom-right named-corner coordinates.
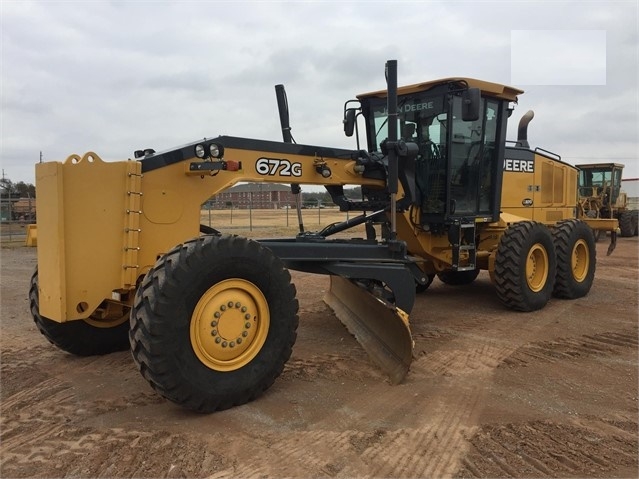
top-left (462, 88), bottom-right (481, 122)
top-left (343, 108), bottom-right (356, 137)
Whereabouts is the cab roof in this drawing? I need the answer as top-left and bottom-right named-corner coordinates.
top-left (357, 77), bottom-right (523, 102)
top-left (575, 163), bottom-right (626, 170)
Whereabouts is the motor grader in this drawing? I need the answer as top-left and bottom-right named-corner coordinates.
top-left (31, 60), bottom-right (610, 413)
top-left (575, 162), bottom-right (638, 238)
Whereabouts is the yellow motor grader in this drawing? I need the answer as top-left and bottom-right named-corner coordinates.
top-left (31, 60), bottom-right (614, 412)
top-left (574, 162), bottom-right (638, 238)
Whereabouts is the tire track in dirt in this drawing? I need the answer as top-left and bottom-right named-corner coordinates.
top-left (361, 389), bottom-right (483, 478)
top-left (456, 325), bottom-right (638, 477)
top-left (206, 429), bottom-right (373, 478)
top-left (499, 328), bottom-right (638, 368)
top-left (2, 424), bottom-right (224, 478)
top-left (282, 353), bottom-right (386, 382)
top-left (362, 340), bottom-right (518, 478)
top-left (414, 340), bottom-right (516, 377)
top-left (0, 368), bottom-right (187, 478)
top-left (0, 343), bottom-right (56, 398)
top-left (206, 338), bottom-right (518, 478)
top-left (455, 419), bottom-right (638, 478)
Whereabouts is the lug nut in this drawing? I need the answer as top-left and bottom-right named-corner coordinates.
top-left (244, 313), bottom-right (251, 320)
top-left (242, 331), bottom-right (248, 337)
top-left (245, 322), bottom-right (251, 329)
top-left (211, 329), bottom-right (218, 336)
top-left (222, 341), bottom-right (228, 348)
top-left (211, 320), bottom-right (218, 327)
top-left (237, 338), bottom-right (242, 344)
top-left (229, 341), bottom-right (235, 348)
top-left (228, 301), bottom-right (233, 308)
top-left (214, 312), bottom-right (221, 319)
top-left (215, 337), bottom-right (221, 344)
top-left (235, 302), bottom-right (241, 308)
top-left (241, 306), bottom-right (247, 312)
top-left (220, 305), bottom-right (227, 311)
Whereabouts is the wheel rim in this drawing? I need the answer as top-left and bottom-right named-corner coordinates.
top-left (571, 239), bottom-right (589, 283)
top-left (526, 243), bottom-right (549, 292)
top-left (190, 279), bottom-right (269, 372)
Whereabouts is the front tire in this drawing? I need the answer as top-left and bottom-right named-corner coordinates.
top-left (552, 219), bottom-right (596, 299)
top-left (29, 269), bottom-right (130, 355)
top-left (494, 221), bottom-right (556, 312)
top-left (129, 235), bottom-right (299, 413)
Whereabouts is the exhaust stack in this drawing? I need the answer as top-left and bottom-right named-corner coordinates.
top-left (517, 110), bottom-right (535, 148)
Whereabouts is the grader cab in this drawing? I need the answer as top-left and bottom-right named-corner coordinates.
top-left (32, 60), bottom-right (605, 412)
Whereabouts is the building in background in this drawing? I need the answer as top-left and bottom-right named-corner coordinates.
top-left (208, 183), bottom-right (295, 209)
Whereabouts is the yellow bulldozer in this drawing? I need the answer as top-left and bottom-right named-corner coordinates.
top-left (30, 60), bottom-right (616, 412)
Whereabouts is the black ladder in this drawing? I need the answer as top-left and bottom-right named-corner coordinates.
top-left (451, 219), bottom-right (477, 271)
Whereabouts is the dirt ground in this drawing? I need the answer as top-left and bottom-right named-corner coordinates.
top-left (1, 238), bottom-right (637, 478)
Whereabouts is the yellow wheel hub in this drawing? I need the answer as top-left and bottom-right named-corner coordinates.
top-left (571, 239), bottom-right (589, 282)
top-left (190, 279), bottom-right (269, 372)
top-left (525, 243), bottom-right (549, 292)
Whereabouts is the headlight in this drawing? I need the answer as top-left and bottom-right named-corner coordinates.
top-left (195, 144), bottom-right (206, 158)
top-left (209, 143), bottom-right (223, 159)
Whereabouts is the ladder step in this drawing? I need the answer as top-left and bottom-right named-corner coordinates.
top-left (456, 265), bottom-right (476, 272)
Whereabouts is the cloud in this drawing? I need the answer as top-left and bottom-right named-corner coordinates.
top-left (1, 0), bottom-right (637, 185)
top-left (511, 30), bottom-right (607, 85)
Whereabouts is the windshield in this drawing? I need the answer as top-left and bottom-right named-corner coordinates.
top-left (369, 94), bottom-right (447, 151)
top-left (579, 167), bottom-right (622, 203)
top-left (366, 90), bottom-right (501, 218)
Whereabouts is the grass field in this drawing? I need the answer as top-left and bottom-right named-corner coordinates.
top-left (0, 208), bottom-right (369, 246)
top-left (200, 207), bottom-right (368, 238)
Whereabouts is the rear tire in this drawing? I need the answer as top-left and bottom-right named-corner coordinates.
top-left (129, 235), bottom-right (299, 413)
top-left (437, 269), bottom-right (480, 285)
top-left (619, 210), bottom-right (638, 237)
top-left (29, 269), bottom-right (130, 356)
top-left (552, 219), bottom-right (596, 299)
top-left (494, 221), bottom-right (556, 312)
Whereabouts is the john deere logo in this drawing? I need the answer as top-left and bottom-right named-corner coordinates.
top-left (504, 158), bottom-right (534, 172)
top-left (522, 198), bottom-right (533, 207)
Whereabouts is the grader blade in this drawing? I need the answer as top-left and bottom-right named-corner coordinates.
top-left (324, 275), bottom-right (413, 384)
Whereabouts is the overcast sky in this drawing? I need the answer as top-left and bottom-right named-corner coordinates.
top-left (1, 0), bottom-right (638, 188)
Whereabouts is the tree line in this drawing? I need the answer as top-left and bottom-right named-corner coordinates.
top-left (0, 178), bottom-right (36, 198)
